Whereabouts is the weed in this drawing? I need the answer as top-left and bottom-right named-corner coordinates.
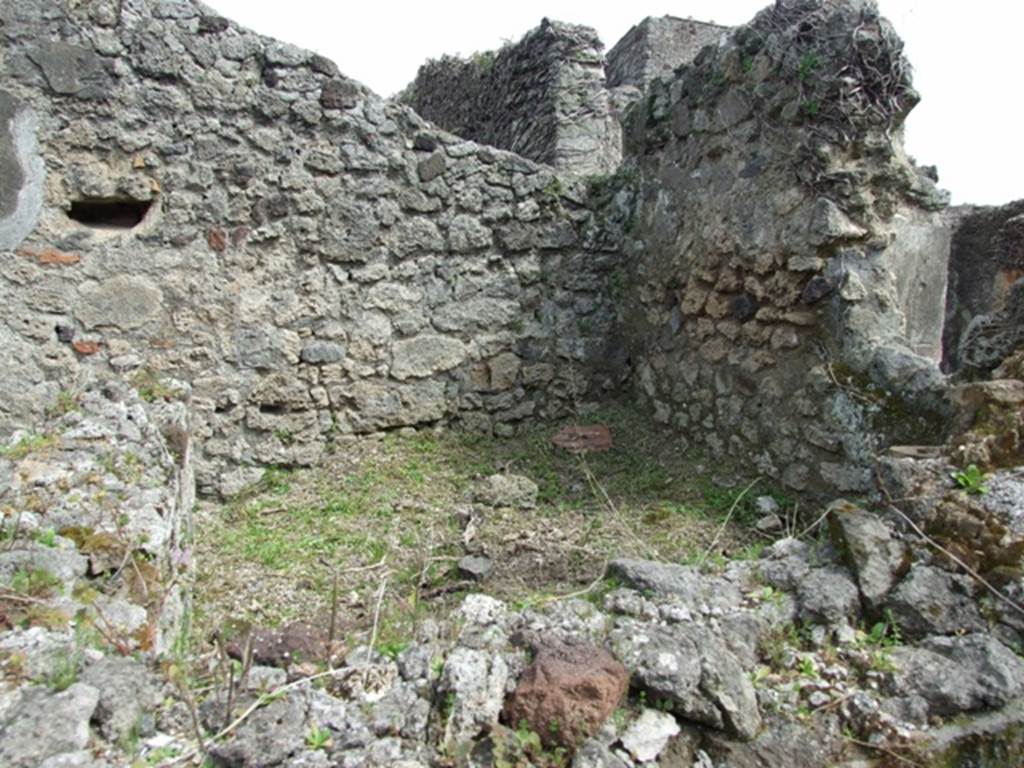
top-left (47, 389), bottom-right (81, 417)
top-left (469, 50), bottom-right (496, 75)
top-left (796, 656), bottom-right (818, 678)
top-left (439, 691), bottom-right (456, 723)
top-left (802, 98), bottom-right (820, 118)
top-left (45, 631), bottom-right (84, 692)
top-left (857, 608), bottom-right (902, 649)
top-left (35, 528), bottom-right (58, 548)
top-left (951, 464), bottom-right (989, 495)
top-left (9, 567), bottom-right (62, 597)
top-left (137, 745), bottom-right (180, 766)
top-left (377, 639), bottom-right (408, 661)
top-left (306, 725), bottom-right (332, 750)
top-left (797, 52), bottom-right (819, 81)
top-left (130, 369), bottom-right (177, 403)
top-left (261, 466), bottom-right (292, 495)
top-left (1, 433), bottom-right (58, 460)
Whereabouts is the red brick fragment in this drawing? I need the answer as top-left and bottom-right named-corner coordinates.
top-left (207, 227), bottom-right (227, 252)
top-left (72, 340), bottom-right (102, 355)
top-left (18, 247), bottom-right (81, 266)
top-left (503, 642), bottom-right (629, 749)
top-left (551, 424), bottom-right (613, 453)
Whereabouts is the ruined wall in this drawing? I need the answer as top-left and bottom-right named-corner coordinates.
top-left (0, 0), bottom-right (625, 497)
top-left (605, 16), bottom-right (728, 90)
top-left (620, 0), bottom-right (951, 493)
top-left (943, 199), bottom-right (1024, 373)
top-left (403, 20), bottom-right (622, 176)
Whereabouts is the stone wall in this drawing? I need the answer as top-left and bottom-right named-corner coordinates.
top-left (943, 199), bottom-right (1024, 373)
top-left (403, 20), bottom-right (622, 176)
top-left (618, 0), bottom-right (951, 493)
top-left (605, 16), bottom-right (729, 90)
top-left (0, 0), bottom-right (625, 497)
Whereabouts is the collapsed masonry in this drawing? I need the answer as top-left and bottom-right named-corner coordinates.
top-left (2, 0), bottom-right (1024, 766)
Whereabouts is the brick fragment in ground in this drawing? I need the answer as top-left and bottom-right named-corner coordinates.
top-left (502, 641), bottom-right (628, 749)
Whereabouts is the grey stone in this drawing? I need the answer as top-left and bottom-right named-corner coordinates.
top-left (448, 215), bottom-right (491, 252)
top-left (76, 276), bottom-right (163, 330)
top-left (27, 42), bottom-right (112, 99)
top-left (700, 716), bottom-right (844, 768)
top-left (390, 335), bottom-right (466, 380)
top-left (885, 564), bottom-right (987, 639)
top-left (300, 342), bottom-right (346, 365)
top-left (607, 558), bottom-right (743, 613)
top-left (0, 547), bottom-right (88, 587)
top-left (79, 657), bottom-right (164, 743)
top-left (610, 620), bottom-right (761, 740)
top-left (0, 684), bottom-right (99, 768)
top-left (38, 752), bottom-right (105, 768)
top-left (472, 474), bottom-right (538, 509)
top-left (619, 708), bottom-right (680, 762)
top-left (457, 554), bottom-right (494, 581)
top-left (571, 739), bottom-right (630, 768)
top-left (321, 79), bottom-right (360, 110)
top-left (827, 501), bottom-right (907, 608)
top-left (208, 693), bottom-right (306, 767)
top-left (440, 647), bottom-right (508, 747)
top-left (417, 151), bottom-right (446, 183)
top-left (757, 538), bottom-right (811, 592)
top-left (797, 566), bottom-right (860, 626)
top-left (890, 634), bottom-right (1024, 717)
top-left (754, 513), bottom-right (783, 533)
top-left (368, 683), bottom-right (430, 739)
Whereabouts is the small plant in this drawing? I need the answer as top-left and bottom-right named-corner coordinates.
top-left (377, 640), bottom-right (408, 661)
top-left (131, 369), bottom-right (177, 403)
top-left (802, 98), bottom-right (820, 118)
top-left (306, 725), bottom-right (332, 750)
top-left (35, 528), bottom-right (58, 548)
top-left (796, 656), bottom-right (818, 678)
top-left (9, 567), bottom-right (63, 597)
top-left (797, 52), bottom-right (819, 81)
top-left (44, 632), bottom-right (84, 692)
top-left (1, 433), bottom-right (58, 460)
top-left (47, 389), bottom-right (81, 417)
top-left (951, 464), bottom-right (989, 495)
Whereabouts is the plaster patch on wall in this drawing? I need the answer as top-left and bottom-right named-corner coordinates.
top-left (0, 90), bottom-right (44, 251)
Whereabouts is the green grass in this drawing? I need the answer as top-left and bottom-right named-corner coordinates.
top-left (1, 433), bottom-right (59, 460)
top-left (193, 401), bottom-right (767, 654)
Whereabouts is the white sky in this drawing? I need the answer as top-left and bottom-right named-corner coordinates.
top-left (205, 1), bottom-right (1022, 206)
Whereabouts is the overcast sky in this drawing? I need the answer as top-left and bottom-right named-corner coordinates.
top-left (205, 1), bottom-right (1022, 206)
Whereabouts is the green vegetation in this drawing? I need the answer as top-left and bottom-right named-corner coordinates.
top-left (47, 389), bottom-right (81, 418)
top-left (469, 50), bottom-right (496, 75)
top-left (951, 464), bottom-right (989, 495)
top-left (193, 402), bottom-right (764, 656)
top-left (1, 433), bottom-right (58, 460)
top-left (306, 725), bottom-right (332, 750)
top-left (9, 567), bottom-right (62, 598)
top-left (35, 528), bottom-right (58, 548)
top-left (797, 52), bottom-right (819, 81)
top-left (130, 369), bottom-right (178, 403)
top-left (492, 720), bottom-right (568, 768)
